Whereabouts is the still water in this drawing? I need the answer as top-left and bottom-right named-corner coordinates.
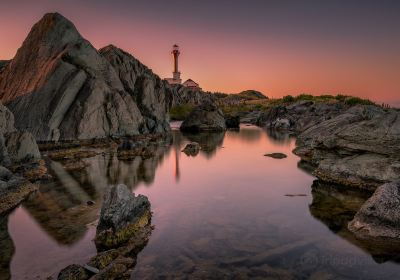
top-left (2, 124), bottom-right (400, 279)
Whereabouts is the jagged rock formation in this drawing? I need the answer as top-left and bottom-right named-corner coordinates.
top-left (170, 85), bottom-right (216, 107)
top-left (294, 105), bottom-right (400, 189)
top-left (0, 13), bottom-right (171, 141)
top-left (180, 101), bottom-right (226, 132)
top-left (348, 181), bottom-right (400, 239)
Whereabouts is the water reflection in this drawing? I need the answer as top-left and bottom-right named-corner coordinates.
top-left (3, 126), bottom-right (400, 279)
top-left (264, 128), bottom-right (293, 145)
top-left (0, 216), bottom-right (13, 280)
top-left (182, 131), bottom-right (225, 158)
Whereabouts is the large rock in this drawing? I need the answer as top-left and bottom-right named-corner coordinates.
top-left (348, 181), bottom-right (400, 239)
top-left (294, 105), bottom-right (400, 189)
top-left (225, 115), bottom-right (240, 129)
top-left (257, 101), bottom-right (346, 133)
top-left (95, 184), bottom-right (151, 250)
top-left (180, 101), bottom-right (226, 132)
top-left (0, 102), bottom-right (40, 165)
top-left (0, 13), bottom-right (170, 141)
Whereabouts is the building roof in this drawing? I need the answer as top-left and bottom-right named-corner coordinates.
top-left (183, 79), bottom-right (199, 86)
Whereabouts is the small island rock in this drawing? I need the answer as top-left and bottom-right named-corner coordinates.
top-left (264, 153), bottom-right (287, 159)
top-left (95, 184), bottom-right (151, 250)
top-left (182, 142), bottom-right (200, 156)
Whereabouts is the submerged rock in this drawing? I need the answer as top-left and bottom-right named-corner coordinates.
top-left (180, 101), bottom-right (226, 133)
top-left (57, 264), bottom-right (92, 280)
top-left (182, 142), bottom-right (200, 156)
top-left (348, 181), bottom-right (400, 239)
top-left (95, 184), bottom-right (151, 250)
top-left (264, 153), bottom-right (287, 159)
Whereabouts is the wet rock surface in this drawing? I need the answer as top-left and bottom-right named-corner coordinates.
top-left (0, 13), bottom-right (171, 141)
top-left (348, 181), bottom-right (400, 239)
top-left (180, 101), bottom-right (226, 132)
top-left (57, 184), bottom-right (153, 280)
top-left (95, 184), bottom-right (151, 250)
top-left (264, 152), bottom-right (287, 159)
top-left (182, 142), bottom-right (200, 156)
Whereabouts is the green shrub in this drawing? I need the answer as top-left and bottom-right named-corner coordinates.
top-left (169, 104), bottom-right (194, 120)
top-left (335, 94), bottom-right (348, 101)
top-left (282, 95), bottom-right (295, 103)
top-left (297, 94), bottom-right (314, 101)
top-left (344, 97), bottom-right (375, 106)
top-left (319, 94), bottom-right (334, 100)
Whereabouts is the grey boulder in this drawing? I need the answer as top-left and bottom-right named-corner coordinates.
top-left (180, 101), bottom-right (226, 132)
top-left (348, 181), bottom-right (400, 239)
top-left (95, 184), bottom-right (151, 250)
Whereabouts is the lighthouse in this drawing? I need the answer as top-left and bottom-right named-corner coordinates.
top-left (172, 44), bottom-right (181, 82)
top-left (165, 44), bottom-right (182, 85)
top-left (165, 44), bottom-right (201, 89)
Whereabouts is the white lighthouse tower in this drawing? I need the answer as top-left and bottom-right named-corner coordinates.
top-left (165, 44), bottom-right (182, 85)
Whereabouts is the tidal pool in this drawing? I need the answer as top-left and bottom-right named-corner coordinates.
top-left (2, 124), bottom-right (400, 279)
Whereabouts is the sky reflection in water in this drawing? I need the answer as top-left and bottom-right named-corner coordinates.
top-left (3, 125), bottom-right (400, 279)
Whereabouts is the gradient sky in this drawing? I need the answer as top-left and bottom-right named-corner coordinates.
top-left (1, 0), bottom-right (399, 104)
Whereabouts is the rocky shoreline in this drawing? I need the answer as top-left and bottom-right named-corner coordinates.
top-left (256, 100), bottom-right (400, 240)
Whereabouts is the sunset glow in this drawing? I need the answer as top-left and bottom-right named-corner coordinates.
top-left (1, 0), bottom-right (399, 104)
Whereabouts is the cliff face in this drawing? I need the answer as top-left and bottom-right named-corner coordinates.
top-left (0, 13), bottom-right (171, 141)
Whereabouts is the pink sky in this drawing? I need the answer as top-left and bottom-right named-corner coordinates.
top-left (0, 1), bottom-right (399, 104)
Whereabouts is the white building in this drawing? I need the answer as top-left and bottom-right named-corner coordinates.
top-left (165, 44), bottom-right (201, 90)
top-left (183, 79), bottom-right (201, 90)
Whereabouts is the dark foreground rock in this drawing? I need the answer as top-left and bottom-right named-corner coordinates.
top-left (348, 181), bottom-right (400, 239)
top-left (95, 184), bottom-right (151, 250)
top-left (0, 102), bottom-right (40, 214)
top-left (182, 142), bottom-right (200, 156)
top-left (0, 13), bottom-right (170, 141)
top-left (180, 101), bottom-right (226, 132)
top-left (309, 180), bottom-right (400, 263)
top-left (294, 105), bottom-right (400, 189)
top-left (225, 115), bottom-right (240, 129)
top-left (58, 184), bottom-right (153, 280)
top-left (264, 153), bottom-right (287, 159)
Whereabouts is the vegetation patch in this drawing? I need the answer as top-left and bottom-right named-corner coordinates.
top-left (169, 104), bottom-right (195, 120)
